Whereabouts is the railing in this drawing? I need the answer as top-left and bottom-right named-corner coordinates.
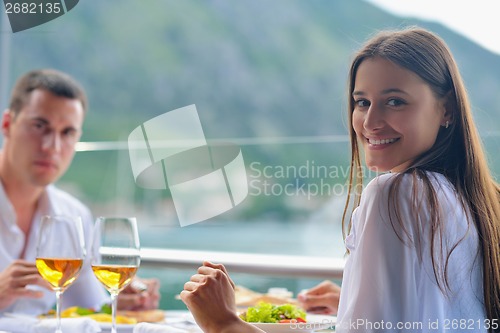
top-left (140, 248), bottom-right (345, 279)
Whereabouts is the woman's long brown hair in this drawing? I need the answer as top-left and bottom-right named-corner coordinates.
top-left (342, 27), bottom-right (500, 328)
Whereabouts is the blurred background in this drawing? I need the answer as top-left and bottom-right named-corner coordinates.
top-left (1, 0), bottom-right (499, 310)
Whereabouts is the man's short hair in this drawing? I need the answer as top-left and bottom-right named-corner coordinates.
top-left (9, 69), bottom-right (87, 117)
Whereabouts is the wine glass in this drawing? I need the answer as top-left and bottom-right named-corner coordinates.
top-left (90, 217), bottom-right (141, 333)
top-left (36, 215), bottom-right (85, 333)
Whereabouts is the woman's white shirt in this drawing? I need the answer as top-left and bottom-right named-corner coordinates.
top-left (336, 172), bottom-right (486, 333)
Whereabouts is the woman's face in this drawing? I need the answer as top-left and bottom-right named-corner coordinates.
top-left (352, 57), bottom-right (447, 172)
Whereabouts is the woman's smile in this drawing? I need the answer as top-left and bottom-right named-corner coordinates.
top-left (366, 137), bottom-right (400, 147)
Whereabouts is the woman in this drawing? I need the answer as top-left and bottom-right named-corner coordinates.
top-left (180, 27), bottom-right (500, 333)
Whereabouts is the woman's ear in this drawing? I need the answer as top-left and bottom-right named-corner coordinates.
top-left (440, 92), bottom-right (453, 128)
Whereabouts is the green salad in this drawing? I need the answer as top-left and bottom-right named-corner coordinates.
top-left (239, 302), bottom-right (307, 323)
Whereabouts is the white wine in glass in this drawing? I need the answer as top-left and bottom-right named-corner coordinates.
top-left (36, 215), bottom-right (85, 333)
top-left (91, 217), bottom-right (140, 333)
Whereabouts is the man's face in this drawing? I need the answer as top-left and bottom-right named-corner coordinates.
top-left (3, 89), bottom-right (84, 187)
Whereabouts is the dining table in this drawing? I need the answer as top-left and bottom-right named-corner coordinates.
top-left (0, 309), bottom-right (336, 333)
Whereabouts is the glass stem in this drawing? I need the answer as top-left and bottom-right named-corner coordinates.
top-left (110, 291), bottom-right (119, 333)
top-left (55, 290), bottom-right (63, 333)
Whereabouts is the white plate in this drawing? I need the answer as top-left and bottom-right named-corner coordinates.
top-left (251, 314), bottom-right (336, 333)
top-left (99, 323), bottom-right (135, 333)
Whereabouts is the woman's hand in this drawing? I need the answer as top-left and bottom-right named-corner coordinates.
top-left (117, 277), bottom-right (161, 310)
top-left (0, 260), bottom-right (51, 310)
top-left (297, 280), bottom-right (341, 315)
top-left (180, 261), bottom-right (262, 333)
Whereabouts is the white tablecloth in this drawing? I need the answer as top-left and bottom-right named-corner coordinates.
top-left (0, 311), bottom-right (202, 333)
top-left (0, 310), bottom-right (336, 333)
top-left (0, 316), bottom-right (101, 333)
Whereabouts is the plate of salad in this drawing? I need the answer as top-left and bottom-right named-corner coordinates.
top-left (239, 302), bottom-right (335, 332)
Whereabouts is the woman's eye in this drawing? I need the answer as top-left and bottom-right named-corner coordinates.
top-left (355, 99), bottom-right (370, 108)
top-left (387, 98), bottom-right (406, 107)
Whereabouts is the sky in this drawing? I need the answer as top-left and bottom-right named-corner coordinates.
top-left (365, 0), bottom-right (500, 55)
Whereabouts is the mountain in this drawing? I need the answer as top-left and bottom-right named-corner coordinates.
top-left (3, 0), bottom-right (500, 213)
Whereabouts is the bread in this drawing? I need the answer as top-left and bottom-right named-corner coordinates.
top-left (117, 309), bottom-right (165, 323)
top-left (235, 285), bottom-right (297, 307)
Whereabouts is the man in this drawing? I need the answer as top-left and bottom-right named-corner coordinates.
top-left (0, 69), bottom-right (159, 315)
